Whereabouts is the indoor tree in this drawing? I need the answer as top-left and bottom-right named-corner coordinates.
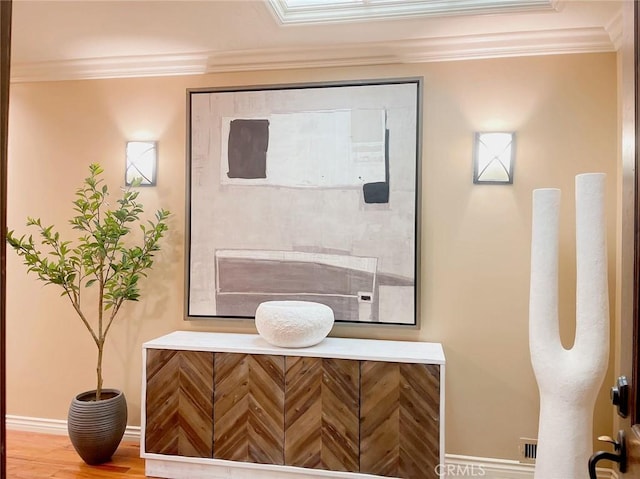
top-left (7, 163), bottom-right (170, 400)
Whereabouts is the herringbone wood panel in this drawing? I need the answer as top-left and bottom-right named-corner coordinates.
top-left (213, 353), bottom-right (285, 465)
top-left (360, 362), bottom-right (440, 479)
top-left (143, 349), bottom-right (440, 479)
top-left (284, 357), bottom-right (359, 472)
top-left (145, 349), bottom-right (214, 458)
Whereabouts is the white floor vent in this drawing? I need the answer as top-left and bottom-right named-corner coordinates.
top-left (519, 437), bottom-right (538, 464)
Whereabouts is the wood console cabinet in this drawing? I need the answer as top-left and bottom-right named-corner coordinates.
top-left (142, 331), bottom-right (445, 479)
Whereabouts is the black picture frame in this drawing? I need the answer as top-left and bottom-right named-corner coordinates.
top-left (185, 77), bottom-right (422, 326)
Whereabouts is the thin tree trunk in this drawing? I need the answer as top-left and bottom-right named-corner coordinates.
top-left (96, 343), bottom-right (103, 401)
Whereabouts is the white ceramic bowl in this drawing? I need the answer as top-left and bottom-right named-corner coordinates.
top-left (255, 300), bottom-right (335, 348)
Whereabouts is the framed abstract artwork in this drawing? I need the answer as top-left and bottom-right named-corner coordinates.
top-left (185, 78), bottom-right (422, 325)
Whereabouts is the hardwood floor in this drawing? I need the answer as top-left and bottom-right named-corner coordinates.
top-left (6, 430), bottom-right (149, 478)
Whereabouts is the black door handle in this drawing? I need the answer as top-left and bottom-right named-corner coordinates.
top-left (588, 430), bottom-right (627, 479)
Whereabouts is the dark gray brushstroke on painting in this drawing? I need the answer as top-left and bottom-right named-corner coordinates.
top-left (216, 293), bottom-right (362, 321)
top-left (214, 256), bottom-right (414, 322)
top-left (227, 119), bottom-right (269, 179)
top-left (363, 182), bottom-right (389, 203)
top-left (217, 258), bottom-right (374, 295)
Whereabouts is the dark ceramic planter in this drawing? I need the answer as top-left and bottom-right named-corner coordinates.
top-left (67, 389), bottom-right (127, 465)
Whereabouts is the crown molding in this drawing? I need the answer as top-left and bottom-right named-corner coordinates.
top-left (605, 9), bottom-right (623, 51)
top-left (10, 52), bottom-right (209, 83)
top-left (10, 26), bottom-right (615, 83)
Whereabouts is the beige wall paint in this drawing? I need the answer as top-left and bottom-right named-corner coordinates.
top-left (6, 52), bottom-right (617, 461)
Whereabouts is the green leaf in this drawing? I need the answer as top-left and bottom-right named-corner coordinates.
top-left (7, 162), bottom-right (171, 380)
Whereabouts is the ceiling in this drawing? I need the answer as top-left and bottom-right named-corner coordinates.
top-left (9, 0), bottom-right (622, 82)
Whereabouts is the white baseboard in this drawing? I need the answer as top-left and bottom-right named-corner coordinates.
top-left (446, 454), bottom-right (616, 479)
top-left (6, 414), bottom-right (141, 442)
top-left (445, 454), bottom-right (533, 478)
top-left (5, 415), bottom-right (616, 479)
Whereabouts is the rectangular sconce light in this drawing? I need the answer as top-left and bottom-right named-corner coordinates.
top-left (473, 132), bottom-right (515, 184)
top-left (126, 141), bottom-right (157, 186)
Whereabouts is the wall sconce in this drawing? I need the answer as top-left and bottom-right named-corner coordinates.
top-left (473, 132), bottom-right (515, 184)
top-left (126, 141), bottom-right (157, 186)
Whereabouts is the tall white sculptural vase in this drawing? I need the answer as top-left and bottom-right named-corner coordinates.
top-left (529, 173), bottom-right (609, 479)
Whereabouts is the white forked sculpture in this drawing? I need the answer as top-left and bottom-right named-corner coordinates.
top-left (529, 173), bottom-right (609, 479)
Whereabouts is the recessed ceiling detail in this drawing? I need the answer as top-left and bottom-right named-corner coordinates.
top-left (9, 0), bottom-right (620, 82)
top-left (267, 0), bottom-right (557, 25)
top-left (9, 25), bottom-right (615, 83)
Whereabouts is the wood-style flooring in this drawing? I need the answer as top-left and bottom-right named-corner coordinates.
top-left (6, 430), bottom-right (149, 478)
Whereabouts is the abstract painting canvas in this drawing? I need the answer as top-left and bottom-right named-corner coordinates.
top-left (186, 78), bottom-right (422, 325)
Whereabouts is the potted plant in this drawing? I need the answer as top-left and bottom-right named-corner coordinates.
top-left (6, 163), bottom-right (170, 465)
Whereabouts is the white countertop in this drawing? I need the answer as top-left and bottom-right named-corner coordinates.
top-left (143, 331), bottom-right (445, 365)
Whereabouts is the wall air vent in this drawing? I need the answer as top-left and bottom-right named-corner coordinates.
top-left (518, 437), bottom-right (538, 463)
